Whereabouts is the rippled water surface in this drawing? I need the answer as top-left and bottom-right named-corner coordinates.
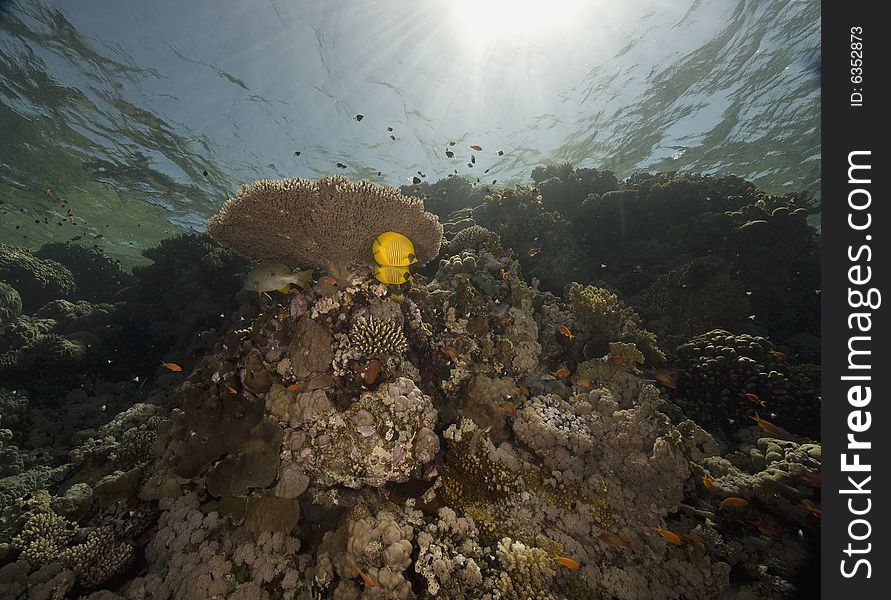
top-left (1, 0), bottom-right (820, 266)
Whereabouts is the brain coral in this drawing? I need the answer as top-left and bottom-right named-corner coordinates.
top-left (206, 175), bottom-right (443, 281)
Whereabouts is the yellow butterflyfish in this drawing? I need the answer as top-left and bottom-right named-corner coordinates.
top-left (373, 231), bottom-right (418, 267)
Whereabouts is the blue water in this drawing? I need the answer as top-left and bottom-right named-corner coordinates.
top-left (1, 0), bottom-right (820, 265)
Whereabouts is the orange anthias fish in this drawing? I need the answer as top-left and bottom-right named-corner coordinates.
top-left (286, 382), bottom-right (303, 392)
top-left (499, 267), bottom-right (508, 280)
top-left (575, 376), bottom-right (593, 389)
top-left (599, 531), bottom-right (632, 549)
top-left (160, 361), bottom-right (182, 372)
top-left (748, 411), bottom-right (784, 435)
top-left (469, 144), bottom-right (483, 151)
top-left (354, 567), bottom-right (376, 587)
top-left (750, 518), bottom-right (782, 540)
top-left (552, 555), bottom-right (580, 569)
top-left (495, 401), bottom-right (517, 418)
top-left (356, 359), bottom-right (381, 386)
top-left (799, 470), bottom-right (821, 488)
top-left (650, 367), bottom-right (678, 389)
top-left (702, 472), bottom-right (715, 489)
top-left (801, 499), bottom-right (822, 519)
top-left (719, 497), bottom-right (749, 509)
top-left (441, 346), bottom-right (460, 361)
top-left (768, 349), bottom-right (788, 359)
top-left (320, 276), bottom-right (337, 285)
top-left (226, 385), bottom-right (238, 395)
top-left (684, 530), bottom-right (705, 545)
top-left (517, 383), bottom-right (530, 396)
top-left (559, 325), bottom-right (575, 341)
top-left (654, 527), bottom-right (683, 545)
top-left (743, 392), bottom-right (767, 407)
top-left (551, 367), bottom-right (571, 378)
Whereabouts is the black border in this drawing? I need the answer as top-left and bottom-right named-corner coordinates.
top-left (822, 1), bottom-right (888, 595)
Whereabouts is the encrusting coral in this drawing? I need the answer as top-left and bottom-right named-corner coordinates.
top-left (206, 175), bottom-right (444, 282)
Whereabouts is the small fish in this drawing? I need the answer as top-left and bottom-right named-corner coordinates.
top-left (445, 150), bottom-right (454, 158)
top-left (226, 385), bottom-right (238, 395)
top-left (497, 150), bottom-right (504, 155)
top-left (66, 208), bottom-right (74, 223)
top-left (494, 401), bottom-right (517, 418)
top-left (601, 263), bottom-right (607, 269)
top-left (527, 242), bottom-right (542, 257)
top-left (801, 499), bottom-right (821, 519)
top-left (441, 346), bottom-right (460, 361)
top-left (599, 532), bottom-right (632, 548)
top-left (336, 162), bottom-right (347, 169)
top-left (517, 383), bottom-right (530, 396)
top-left (411, 176), bottom-right (422, 184)
top-left (320, 276), bottom-right (337, 285)
top-left (44, 186), bottom-right (54, 195)
top-left (799, 470), bottom-right (821, 488)
top-left (719, 497), bottom-right (748, 509)
top-left (287, 383), bottom-right (302, 392)
top-left (745, 290), bottom-right (753, 296)
top-left (469, 144), bottom-right (483, 151)
top-left (684, 530), bottom-right (705, 544)
top-left (294, 151), bottom-right (301, 156)
top-left (750, 518), bottom-right (782, 540)
top-left (649, 367), bottom-right (678, 389)
top-left (356, 359), bottom-right (381, 386)
top-left (160, 361), bottom-right (183, 372)
top-left (390, 135), bottom-right (396, 141)
top-left (559, 325), bottom-right (574, 341)
top-left (575, 376), bottom-right (593, 388)
top-left (94, 234), bottom-right (103, 239)
top-left (552, 555), bottom-right (580, 569)
top-left (448, 141), bottom-right (456, 146)
top-left (747, 314), bottom-right (756, 320)
top-left (71, 235), bottom-right (82, 241)
top-left (768, 349), bottom-right (788, 359)
top-left (354, 567), bottom-right (376, 587)
top-left (551, 367), bottom-right (571, 378)
top-left (748, 411), bottom-right (784, 435)
top-left (654, 527), bottom-right (682, 545)
top-left (702, 472), bottom-right (714, 489)
top-left (387, 127), bottom-right (393, 131)
top-left (467, 163), bottom-right (473, 168)
top-left (354, 114), bottom-right (364, 121)
top-left (498, 267), bottom-right (509, 280)
top-left (743, 392), bottom-right (766, 407)
top-left (471, 155), bottom-right (476, 164)
top-left (245, 263), bottom-right (313, 294)
top-left (203, 170), bottom-right (208, 177)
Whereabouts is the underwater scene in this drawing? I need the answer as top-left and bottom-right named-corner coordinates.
top-left (0, 1), bottom-right (821, 599)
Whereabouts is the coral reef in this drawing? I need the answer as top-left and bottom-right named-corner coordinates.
top-left (675, 330), bottom-right (820, 440)
top-left (566, 282), bottom-right (664, 364)
top-left (0, 282), bottom-right (22, 323)
top-left (119, 232), bottom-right (250, 360)
top-left (0, 243), bottom-right (76, 309)
top-left (0, 168), bottom-right (820, 600)
top-left (34, 243), bottom-right (133, 303)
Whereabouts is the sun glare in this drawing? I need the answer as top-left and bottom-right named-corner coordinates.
top-left (451, 0), bottom-right (581, 39)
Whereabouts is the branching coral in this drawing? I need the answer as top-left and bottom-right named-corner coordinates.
top-left (207, 175), bottom-right (443, 281)
top-left (349, 316), bottom-right (408, 358)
